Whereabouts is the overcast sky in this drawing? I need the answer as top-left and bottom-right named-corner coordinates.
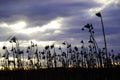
top-left (0, 0), bottom-right (120, 54)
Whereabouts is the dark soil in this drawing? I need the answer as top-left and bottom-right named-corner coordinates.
top-left (0, 67), bottom-right (120, 80)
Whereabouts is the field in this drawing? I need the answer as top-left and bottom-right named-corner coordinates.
top-left (0, 67), bottom-right (120, 80)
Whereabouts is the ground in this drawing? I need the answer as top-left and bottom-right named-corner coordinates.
top-left (0, 67), bottom-right (120, 80)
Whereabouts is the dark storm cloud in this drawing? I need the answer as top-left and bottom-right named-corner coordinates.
top-left (0, 0), bottom-right (98, 25)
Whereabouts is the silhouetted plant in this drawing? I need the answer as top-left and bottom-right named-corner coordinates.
top-left (0, 12), bottom-right (120, 70)
top-left (50, 44), bottom-right (57, 68)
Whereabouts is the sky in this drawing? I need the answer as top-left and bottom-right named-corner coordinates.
top-left (0, 0), bottom-right (120, 54)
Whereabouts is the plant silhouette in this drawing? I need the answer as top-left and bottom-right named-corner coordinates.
top-left (0, 12), bottom-right (120, 70)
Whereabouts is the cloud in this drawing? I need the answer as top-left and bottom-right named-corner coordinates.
top-left (88, 0), bottom-right (119, 16)
top-left (14, 17), bottom-right (63, 35)
top-left (0, 0), bottom-right (120, 53)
